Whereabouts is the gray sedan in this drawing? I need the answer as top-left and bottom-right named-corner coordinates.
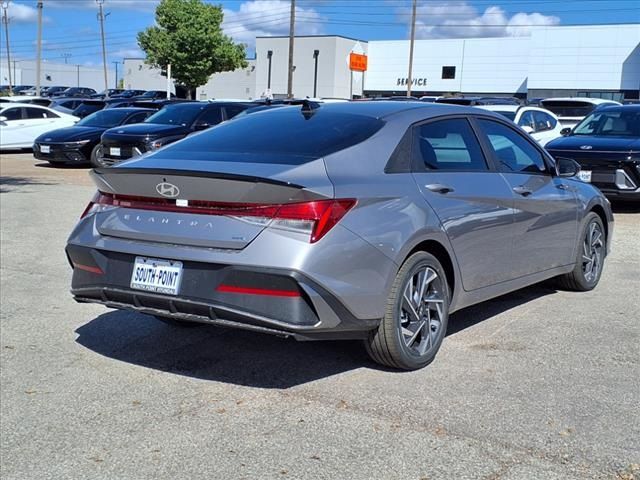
top-left (66, 101), bottom-right (613, 370)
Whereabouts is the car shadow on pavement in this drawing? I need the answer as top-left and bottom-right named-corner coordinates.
top-left (75, 283), bottom-right (557, 388)
top-left (0, 175), bottom-right (57, 192)
top-left (447, 283), bottom-right (557, 336)
top-left (611, 201), bottom-right (640, 214)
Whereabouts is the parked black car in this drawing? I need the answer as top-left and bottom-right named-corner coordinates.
top-left (91, 89), bottom-right (125, 99)
top-left (41, 86), bottom-right (70, 97)
top-left (436, 96), bottom-right (520, 106)
top-left (105, 98), bottom-right (190, 110)
top-left (33, 107), bottom-right (154, 167)
top-left (110, 89), bottom-right (146, 99)
top-left (98, 101), bottom-right (254, 166)
top-left (130, 90), bottom-right (176, 101)
top-left (546, 105), bottom-right (640, 201)
top-left (51, 87), bottom-right (97, 98)
top-left (50, 97), bottom-right (89, 115)
top-left (72, 100), bottom-right (106, 118)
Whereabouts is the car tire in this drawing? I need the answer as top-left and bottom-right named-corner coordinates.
top-left (365, 251), bottom-right (450, 370)
top-left (89, 144), bottom-right (107, 168)
top-left (556, 212), bottom-right (606, 291)
top-left (153, 315), bottom-right (204, 328)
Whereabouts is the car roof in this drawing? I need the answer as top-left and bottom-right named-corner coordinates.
top-left (110, 107), bottom-right (155, 113)
top-left (597, 104), bottom-right (640, 112)
top-left (301, 100), bottom-right (480, 119)
top-left (541, 97), bottom-right (621, 105)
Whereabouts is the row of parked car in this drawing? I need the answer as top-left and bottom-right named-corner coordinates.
top-left (0, 85), bottom-right (175, 100)
top-left (1, 94), bottom-right (638, 201)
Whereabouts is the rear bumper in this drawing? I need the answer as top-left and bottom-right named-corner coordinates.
top-left (67, 244), bottom-right (381, 340)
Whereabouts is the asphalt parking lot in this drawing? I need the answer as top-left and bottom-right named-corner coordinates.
top-left (1, 153), bottom-right (639, 480)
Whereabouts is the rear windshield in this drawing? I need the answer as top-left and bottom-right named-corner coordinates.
top-left (540, 101), bottom-right (596, 118)
top-left (153, 107), bottom-right (385, 163)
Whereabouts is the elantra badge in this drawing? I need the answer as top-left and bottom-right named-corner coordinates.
top-left (156, 182), bottom-right (180, 198)
top-left (580, 145), bottom-right (593, 150)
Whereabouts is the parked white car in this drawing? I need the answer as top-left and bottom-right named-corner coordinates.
top-left (539, 97), bottom-right (621, 129)
top-left (478, 105), bottom-right (564, 146)
top-left (0, 104), bottom-right (78, 150)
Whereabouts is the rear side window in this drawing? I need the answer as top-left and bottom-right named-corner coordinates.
top-left (195, 107), bottom-right (223, 127)
top-left (124, 111), bottom-right (152, 124)
top-left (477, 119), bottom-right (548, 174)
top-left (533, 111), bottom-right (556, 132)
top-left (224, 104), bottom-right (248, 120)
top-left (413, 118), bottom-right (487, 171)
top-left (155, 107), bottom-right (385, 163)
top-left (25, 107), bottom-right (58, 119)
top-left (1, 107), bottom-right (22, 120)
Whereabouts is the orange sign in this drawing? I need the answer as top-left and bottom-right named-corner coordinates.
top-left (349, 52), bottom-right (368, 72)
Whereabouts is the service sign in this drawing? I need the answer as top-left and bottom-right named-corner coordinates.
top-left (349, 52), bottom-right (368, 72)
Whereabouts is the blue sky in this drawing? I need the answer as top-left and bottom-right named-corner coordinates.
top-left (4, 0), bottom-right (640, 67)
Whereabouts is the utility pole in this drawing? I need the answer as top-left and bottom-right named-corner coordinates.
top-left (286, 0), bottom-right (295, 98)
top-left (112, 60), bottom-right (119, 88)
top-left (36, 1), bottom-right (43, 96)
top-left (407, 0), bottom-right (417, 97)
top-left (62, 53), bottom-right (71, 64)
top-left (76, 64), bottom-right (80, 87)
top-left (96, 0), bottom-right (108, 91)
top-left (1, 1), bottom-right (12, 95)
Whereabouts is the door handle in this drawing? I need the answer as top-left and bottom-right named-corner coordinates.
top-left (512, 186), bottom-right (533, 197)
top-left (425, 183), bottom-right (454, 194)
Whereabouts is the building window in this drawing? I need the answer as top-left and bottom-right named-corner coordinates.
top-left (442, 66), bottom-right (456, 79)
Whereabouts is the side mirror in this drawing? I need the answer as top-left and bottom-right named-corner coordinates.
top-left (521, 125), bottom-right (535, 134)
top-left (556, 157), bottom-right (580, 178)
top-left (0, 115), bottom-right (7, 122)
top-left (560, 127), bottom-right (572, 136)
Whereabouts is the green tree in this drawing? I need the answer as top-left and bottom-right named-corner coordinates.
top-left (137, 0), bottom-right (247, 99)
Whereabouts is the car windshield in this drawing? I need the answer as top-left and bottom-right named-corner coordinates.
top-left (541, 101), bottom-right (596, 118)
top-left (493, 111), bottom-right (517, 121)
top-left (572, 109), bottom-right (640, 137)
top-left (77, 109), bottom-right (131, 128)
top-left (145, 104), bottom-right (203, 126)
top-left (153, 106), bottom-right (385, 163)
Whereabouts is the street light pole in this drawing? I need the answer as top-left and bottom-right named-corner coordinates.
top-left (96, 0), bottom-right (108, 91)
top-left (36, 1), bottom-right (43, 96)
top-left (1, 1), bottom-right (12, 95)
top-left (267, 50), bottom-right (273, 91)
top-left (407, 0), bottom-right (417, 97)
top-left (286, 0), bottom-right (295, 98)
top-left (76, 64), bottom-right (80, 87)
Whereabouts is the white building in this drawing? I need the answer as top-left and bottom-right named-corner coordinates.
top-left (120, 23), bottom-right (640, 101)
top-left (365, 23), bottom-right (640, 100)
top-left (1, 59), bottom-right (114, 92)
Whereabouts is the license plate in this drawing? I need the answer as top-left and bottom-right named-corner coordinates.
top-left (40, 145), bottom-right (50, 154)
top-left (130, 257), bottom-right (183, 295)
top-left (110, 147), bottom-right (121, 157)
top-left (577, 170), bottom-right (592, 183)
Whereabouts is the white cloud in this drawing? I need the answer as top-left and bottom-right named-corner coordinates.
top-left (222, 0), bottom-right (324, 48)
top-left (406, 1), bottom-right (559, 39)
top-left (7, 3), bottom-right (40, 23)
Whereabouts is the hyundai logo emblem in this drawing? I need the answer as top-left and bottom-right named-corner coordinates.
top-left (156, 182), bottom-right (180, 198)
top-left (44, 138), bottom-right (51, 141)
top-left (580, 145), bottom-right (593, 150)
top-left (117, 130), bottom-right (124, 134)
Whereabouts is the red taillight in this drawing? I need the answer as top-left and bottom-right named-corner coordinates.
top-left (216, 284), bottom-right (300, 297)
top-left (82, 192), bottom-right (355, 243)
top-left (275, 199), bottom-right (356, 242)
top-left (72, 262), bottom-right (103, 274)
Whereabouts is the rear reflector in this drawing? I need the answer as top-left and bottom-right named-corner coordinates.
top-left (216, 284), bottom-right (300, 297)
top-left (81, 191), bottom-right (356, 243)
top-left (73, 262), bottom-right (103, 275)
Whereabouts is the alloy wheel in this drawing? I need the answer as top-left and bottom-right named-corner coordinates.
top-left (582, 221), bottom-right (604, 284)
top-left (399, 266), bottom-right (445, 356)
